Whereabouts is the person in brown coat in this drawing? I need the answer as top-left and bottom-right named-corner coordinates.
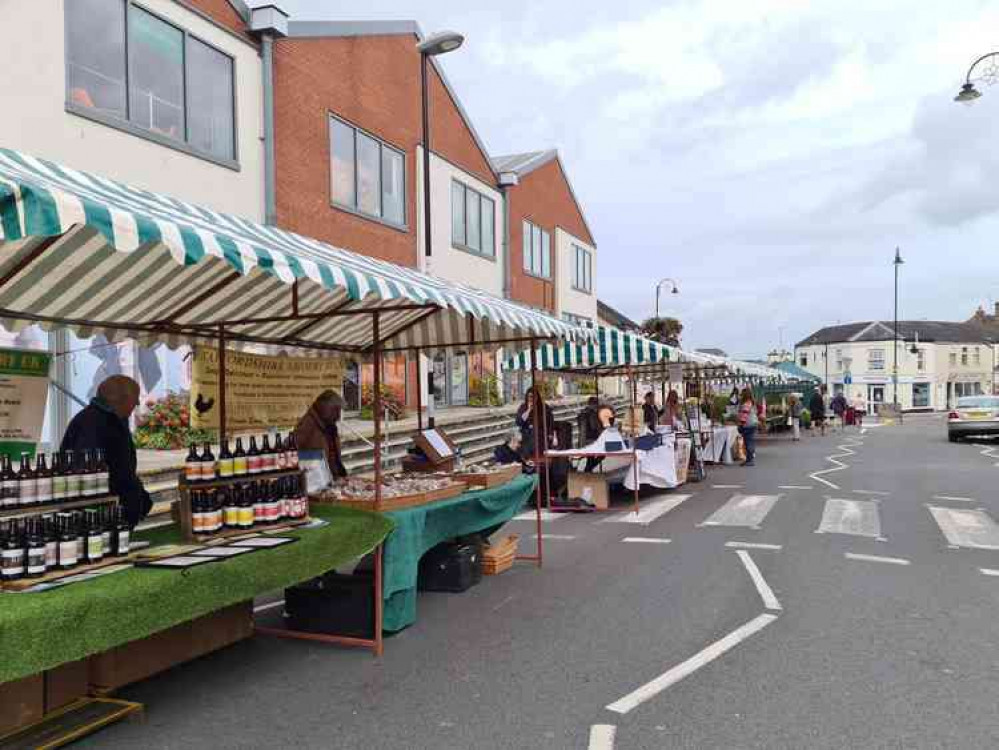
top-left (293, 390), bottom-right (348, 478)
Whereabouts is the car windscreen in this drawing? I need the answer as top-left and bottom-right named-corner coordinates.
top-left (956, 397), bottom-right (999, 409)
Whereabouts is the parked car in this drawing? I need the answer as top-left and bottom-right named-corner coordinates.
top-left (947, 396), bottom-right (999, 442)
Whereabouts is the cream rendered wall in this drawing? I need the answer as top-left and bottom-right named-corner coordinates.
top-left (0, 0), bottom-right (265, 220)
top-left (555, 228), bottom-right (597, 324)
top-left (416, 147), bottom-right (503, 297)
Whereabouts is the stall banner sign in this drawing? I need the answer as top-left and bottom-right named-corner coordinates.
top-left (0, 348), bottom-right (51, 458)
top-left (190, 348), bottom-right (344, 431)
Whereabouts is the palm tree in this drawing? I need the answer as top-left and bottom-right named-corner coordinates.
top-left (641, 316), bottom-right (683, 346)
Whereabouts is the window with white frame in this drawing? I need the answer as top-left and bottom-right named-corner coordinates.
top-left (835, 348), bottom-right (843, 371)
top-left (916, 348), bottom-right (925, 371)
top-left (799, 352), bottom-right (808, 367)
top-left (950, 351), bottom-right (958, 366)
top-left (974, 347), bottom-right (981, 366)
top-left (65, 0), bottom-right (236, 162)
top-left (572, 244), bottom-right (593, 293)
top-left (329, 116), bottom-right (405, 226)
top-left (961, 347), bottom-right (969, 366)
top-left (868, 348), bottom-right (885, 371)
top-left (522, 220), bottom-right (551, 279)
top-left (451, 181), bottom-right (495, 257)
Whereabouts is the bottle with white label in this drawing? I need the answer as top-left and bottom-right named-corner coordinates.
top-left (57, 514), bottom-right (78, 570)
top-left (35, 453), bottom-right (52, 505)
top-left (64, 451), bottom-right (81, 500)
top-left (17, 454), bottom-right (36, 507)
top-left (1, 455), bottom-right (17, 509)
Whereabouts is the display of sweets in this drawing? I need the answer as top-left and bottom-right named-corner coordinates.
top-left (0, 503), bottom-right (130, 582)
top-left (319, 473), bottom-right (459, 502)
top-left (0, 450), bottom-right (110, 511)
top-left (457, 463), bottom-right (518, 475)
top-left (186, 432), bottom-right (299, 483)
top-left (188, 474), bottom-right (308, 537)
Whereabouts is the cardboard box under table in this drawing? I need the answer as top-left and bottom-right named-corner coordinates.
top-left (381, 474), bottom-right (537, 632)
top-left (0, 505), bottom-right (393, 739)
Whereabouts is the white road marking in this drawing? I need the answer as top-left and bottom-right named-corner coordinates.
top-left (932, 495), bottom-right (976, 503)
top-left (927, 506), bottom-right (999, 550)
top-left (778, 485), bottom-right (813, 490)
top-left (622, 537), bottom-right (672, 544)
top-left (533, 534), bottom-right (576, 541)
top-left (817, 498), bottom-right (882, 538)
top-left (844, 552), bottom-right (910, 566)
top-left (980, 568), bottom-right (999, 577)
top-left (700, 494), bottom-right (780, 529)
top-left (712, 484), bottom-right (743, 489)
top-left (253, 600), bottom-right (284, 614)
top-left (588, 724), bottom-right (616, 750)
top-left (725, 541), bottom-right (783, 551)
top-left (514, 510), bottom-right (570, 522)
top-left (980, 445), bottom-right (999, 460)
top-left (603, 494), bottom-right (691, 525)
top-left (853, 490), bottom-right (890, 496)
top-left (735, 550), bottom-right (781, 611)
top-left (808, 436), bottom-right (864, 490)
top-left (606, 613), bottom-right (778, 715)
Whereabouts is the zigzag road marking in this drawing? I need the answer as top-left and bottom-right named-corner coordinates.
top-left (808, 436), bottom-right (864, 490)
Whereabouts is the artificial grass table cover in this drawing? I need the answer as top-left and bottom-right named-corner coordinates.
top-left (382, 474), bottom-right (537, 632)
top-left (0, 505), bottom-right (394, 685)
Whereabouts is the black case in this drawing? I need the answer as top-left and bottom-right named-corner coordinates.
top-left (284, 571), bottom-right (375, 638)
top-left (417, 542), bottom-right (482, 593)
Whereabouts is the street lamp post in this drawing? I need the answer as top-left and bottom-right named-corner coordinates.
top-left (954, 52), bottom-right (999, 103)
top-left (416, 31), bottom-right (463, 428)
top-left (654, 277), bottom-right (679, 319)
top-left (893, 247), bottom-right (904, 420)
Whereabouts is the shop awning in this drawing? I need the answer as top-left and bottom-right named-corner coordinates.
top-left (0, 149), bottom-right (583, 353)
top-left (502, 326), bottom-right (788, 382)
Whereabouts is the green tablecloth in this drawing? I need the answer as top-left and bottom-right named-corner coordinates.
top-left (0, 505), bottom-right (393, 685)
top-left (382, 475), bottom-right (537, 632)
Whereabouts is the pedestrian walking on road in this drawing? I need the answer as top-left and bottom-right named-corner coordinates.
top-left (788, 393), bottom-right (803, 441)
top-left (737, 388), bottom-right (758, 466)
top-left (831, 391), bottom-right (848, 431)
top-left (809, 386), bottom-right (827, 436)
top-left (851, 393), bottom-right (866, 429)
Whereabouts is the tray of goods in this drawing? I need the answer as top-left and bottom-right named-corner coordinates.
top-left (453, 463), bottom-right (523, 489)
top-left (312, 474), bottom-right (467, 511)
top-left (482, 534), bottom-right (519, 575)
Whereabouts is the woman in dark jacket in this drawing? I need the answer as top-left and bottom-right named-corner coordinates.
top-left (515, 386), bottom-right (557, 457)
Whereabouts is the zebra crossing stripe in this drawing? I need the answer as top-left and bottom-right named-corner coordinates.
top-left (816, 498), bottom-right (882, 539)
top-left (602, 495), bottom-right (692, 526)
top-left (700, 494), bottom-right (780, 529)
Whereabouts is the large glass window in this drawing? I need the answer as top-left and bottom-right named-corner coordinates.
top-left (329, 116), bottom-right (406, 226)
top-left (65, 1), bottom-right (236, 161)
top-left (186, 37), bottom-right (235, 160)
top-left (451, 181), bottom-right (494, 257)
top-left (522, 220), bottom-right (551, 278)
top-left (868, 349), bottom-right (885, 371)
top-left (66, 0), bottom-right (127, 119)
top-left (913, 382), bottom-right (930, 408)
top-left (572, 244), bottom-right (593, 293)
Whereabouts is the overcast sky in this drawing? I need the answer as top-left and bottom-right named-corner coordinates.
top-left (276, 0), bottom-right (999, 358)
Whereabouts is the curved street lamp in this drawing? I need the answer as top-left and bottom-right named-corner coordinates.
top-left (954, 51), bottom-right (999, 104)
top-left (654, 277), bottom-right (680, 319)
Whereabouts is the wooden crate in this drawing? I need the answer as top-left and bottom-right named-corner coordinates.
top-left (454, 465), bottom-right (522, 489)
top-left (313, 481), bottom-right (467, 512)
top-left (482, 535), bottom-right (519, 575)
top-left (567, 472), bottom-right (611, 510)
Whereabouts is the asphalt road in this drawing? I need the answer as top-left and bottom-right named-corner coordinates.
top-left (81, 415), bottom-right (999, 749)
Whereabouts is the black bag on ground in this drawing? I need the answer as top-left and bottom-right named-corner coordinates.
top-left (284, 571), bottom-right (375, 638)
top-left (418, 541), bottom-right (482, 593)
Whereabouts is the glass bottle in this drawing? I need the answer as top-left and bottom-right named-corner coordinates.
top-left (50, 452), bottom-right (66, 502)
top-left (1, 455), bottom-right (17, 509)
top-left (223, 486), bottom-right (239, 529)
top-left (237, 484), bottom-right (254, 528)
top-left (185, 444), bottom-right (201, 483)
top-left (233, 438), bottom-right (248, 476)
top-left (114, 505), bottom-right (130, 555)
top-left (58, 513), bottom-right (78, 570)
top-left (218, 440), bottom-right (234, 479)
top-left (247, 436), bottom-right (261, 475)
top-left (1, 521), bottom-right (24, 582)
top-left (42, 514), bottom-right (58, 570)
top-left (17, 453), bottom-right (35, 507)
top-left (64, 450), bottom-right (80, 500)
top-left (26, 519), bottom-right (46, 578)
top-left (274, 433), bottom-right (287, 471)
top-left (85, 509), bottom-right (103, 564)
top-left (252, 481), bottom-right (265, 526)
top-left (35, 453), bottom-right (52, 505)
top-left (201, 442), bottom-right (216, 482)
top-left (96, 449), bottom-right (110, 496)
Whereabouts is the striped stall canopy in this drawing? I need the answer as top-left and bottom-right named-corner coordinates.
top-left (503, 326), bottom-right (788, 383)
top-left (503, 326), bottom-right (679, 373)
top-left (0, 149), bottom-right (584, 353)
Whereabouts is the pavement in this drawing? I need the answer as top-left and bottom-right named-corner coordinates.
top-left (81, 413), bottom-right (999, 749)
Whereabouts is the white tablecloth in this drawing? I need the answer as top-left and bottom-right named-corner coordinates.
top-left (547, 428), bottom-right (690, 490)
top-left (703, 426), bottom-right (738, 464)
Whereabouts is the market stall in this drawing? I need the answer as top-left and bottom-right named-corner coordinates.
top-left (503, 327), bottom-right (790, 498)
top-left (0, 148), bottom-right (585, 740)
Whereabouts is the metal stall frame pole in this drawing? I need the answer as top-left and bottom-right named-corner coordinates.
top-left (371, 311), bottom-right (385, 656)
top-left (628, 367), bottom-right (639, 515)
top-left (415, 347), bottom-right (424, 431)
top-left (516, 337), bottom-right (543, 567)
top-left (218, 324), bottom-right (227, 446)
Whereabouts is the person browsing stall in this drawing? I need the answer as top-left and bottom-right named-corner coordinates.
top-left (293, 391), bottom-right (348, 479)
top-left (660, 389), bottom-right (684, 428)
top-left (494, 430), bottom-right (534, 473)
top-left (642, 392), bottom-right (662, 432)
top-left (61, 375), bottom-right (152, 527)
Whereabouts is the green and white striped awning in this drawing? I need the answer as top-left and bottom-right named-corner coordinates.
top-left (0, 148), bottom-right (583, 353)
top-left (503, 326), bottom-right (788, 382)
